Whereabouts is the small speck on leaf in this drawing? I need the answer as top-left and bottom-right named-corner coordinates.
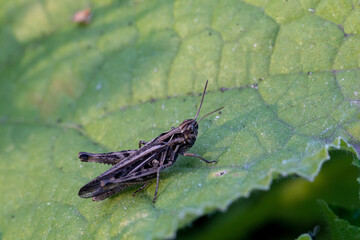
top-left (214, 170), bottom-right (228, 177)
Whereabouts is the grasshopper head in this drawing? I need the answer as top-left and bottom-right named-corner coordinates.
top-left (179, 119), bottom-right (198, 146)
top-left (178, 81), bottom-right (223, 148)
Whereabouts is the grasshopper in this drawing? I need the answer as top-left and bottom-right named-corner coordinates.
top-left (78, 81), bottom-right (223, 203)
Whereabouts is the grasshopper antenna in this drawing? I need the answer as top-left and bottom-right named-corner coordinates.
top-left (194, 80), bottom-right (208, 120)
top-left (197, 107), bottom-right (224, 125)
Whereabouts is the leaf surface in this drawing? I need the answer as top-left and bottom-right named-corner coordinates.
top-left (0, 0), bottom-right (359, 239)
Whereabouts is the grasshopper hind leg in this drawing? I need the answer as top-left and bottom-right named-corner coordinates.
top-left (78, 150), bottom-right (136, 165)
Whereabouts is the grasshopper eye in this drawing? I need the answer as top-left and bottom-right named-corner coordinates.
top-left (194, 124), bottom-right (198, 134)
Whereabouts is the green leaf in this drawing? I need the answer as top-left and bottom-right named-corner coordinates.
top-left (319, 200), bottom-right (360, 240)
top-left (0, 0), bottom-right (359, 239)
top-left (296, 234), bottom-right (312, 240)
top-left (177, 150), bottom-right (359, 239)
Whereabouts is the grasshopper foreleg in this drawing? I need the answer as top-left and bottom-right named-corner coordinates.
top-left (182, 152), bottom-right (217, 163)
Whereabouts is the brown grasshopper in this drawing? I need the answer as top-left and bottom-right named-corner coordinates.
top-left (78, 81), bottom-right (223, 203)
